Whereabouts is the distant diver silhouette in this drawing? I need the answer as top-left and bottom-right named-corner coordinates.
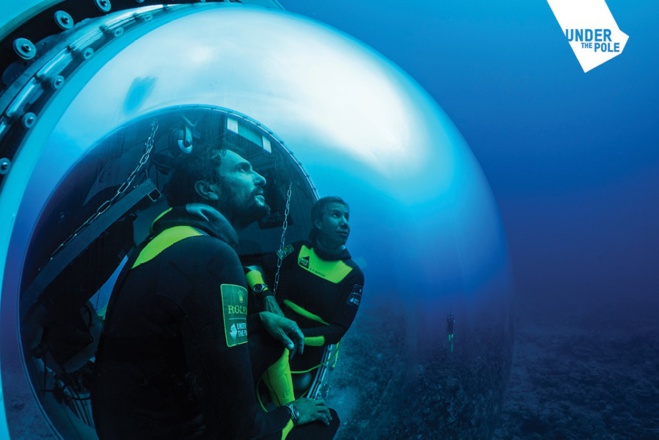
top-left (447, 312), bottom-right (455, 353)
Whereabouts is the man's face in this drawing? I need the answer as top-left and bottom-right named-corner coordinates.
top-left (314, 202), bottom-right (350, 249)
top-left (210, 150), bottom-right (270, 228)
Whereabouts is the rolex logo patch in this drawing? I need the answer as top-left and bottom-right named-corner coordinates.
top-left (221, 284), bottom-right (248, 347)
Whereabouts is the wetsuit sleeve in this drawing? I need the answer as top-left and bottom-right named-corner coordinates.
top-left (241, 252), bottom-right (282, 316)
top-left (174, 238), bottom-right (291, 439)
top-left (242, 251), bottom-right (280, 287)
top-left (247, 312), bottom-right (264, 334)
top-left (301, 269), bottom-right (364, 345)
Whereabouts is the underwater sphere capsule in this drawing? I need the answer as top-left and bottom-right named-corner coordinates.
top-left (0, 3), bottom-right (513, 438)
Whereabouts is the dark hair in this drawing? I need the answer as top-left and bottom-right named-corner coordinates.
top-left (309, 196), bottom-right (349, 242)
top-left (163, 133), bottom-right (246, 207)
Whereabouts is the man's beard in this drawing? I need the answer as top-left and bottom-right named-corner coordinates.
top-left (234, 199), bottom-right (270, 229)
top-left (218, 182), bottom-right (270, 229)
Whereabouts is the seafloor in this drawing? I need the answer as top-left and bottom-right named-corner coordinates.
top-left (492, 297), bottom-right (659, 440)
top-left (5, 296), bottom-right (659, 439)
top-left (329, 296), bottom-right (659, 439)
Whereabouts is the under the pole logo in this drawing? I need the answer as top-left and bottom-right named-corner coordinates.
top-left (547, 0), bottom-right (629, 72)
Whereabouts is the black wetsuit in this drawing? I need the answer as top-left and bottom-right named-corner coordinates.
top-left (257, 241), bottom-right (364, 373)
top-left (92, 204), bottom-right (292, 439)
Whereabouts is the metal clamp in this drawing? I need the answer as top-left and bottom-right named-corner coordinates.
top-left (94, 0), bottom-right (112, 13)
top-left (54, 11), bottom-right (75, 30)
top-left (0, 158), bottom-right (11, 175)
top-left (13, 38), bottom-right (37, 60)
top-left (22, 113), bottom-right (37, 129)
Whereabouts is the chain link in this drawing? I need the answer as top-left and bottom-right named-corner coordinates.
top-left (273, 181), bottom-right (293, 296)
top-left (48, 122), bottom-right (159, 262)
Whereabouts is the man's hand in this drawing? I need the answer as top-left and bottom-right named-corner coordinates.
top-left (263, 295), bottom-right (285, 316)
top-left (292, 398), bottom-right (333, 426)
top-left (259, 312), bottom-right (304, 358)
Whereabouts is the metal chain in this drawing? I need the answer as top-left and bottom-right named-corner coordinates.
top-left (48, 121), bottom-right (159, 262)
top-left (273, 181), bottom-right (293, 296)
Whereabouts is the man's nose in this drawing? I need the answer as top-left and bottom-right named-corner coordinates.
top-left (254, 170), bottom-right (266, 186)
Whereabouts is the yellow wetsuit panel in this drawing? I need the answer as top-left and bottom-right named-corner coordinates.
top-left (132, 225), bottom-right (202, 268)
top-left (281, 420), bottom-right (295, 439)
top-left (284, 300), bottom-right (329, 326)
top-left (297, 245), bottom-right (352, 284)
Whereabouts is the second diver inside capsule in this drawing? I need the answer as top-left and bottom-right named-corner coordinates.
top-left (244, 196), bottom-right (365, 400)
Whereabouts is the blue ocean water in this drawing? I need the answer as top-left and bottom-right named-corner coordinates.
top-left (283, 0), bottom-right (659, 306)
top-left (284, 0), bottom-right (659, 281)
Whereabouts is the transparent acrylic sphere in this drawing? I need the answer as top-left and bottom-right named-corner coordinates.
top-left (1, 4), bottom-right (513, 438)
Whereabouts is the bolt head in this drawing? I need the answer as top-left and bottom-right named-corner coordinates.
top-left (0, 159), bottom-right (11, 174)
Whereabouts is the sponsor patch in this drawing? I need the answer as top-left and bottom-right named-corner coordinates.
top-left (347, 284), bottom-right (363, 307)
top-left (277, 244), bottom-right (295, 260)
top-left (221, 284), bottom-right (248, 347)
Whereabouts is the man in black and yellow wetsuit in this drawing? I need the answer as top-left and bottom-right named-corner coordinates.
top-left (246, 196), bottom-right (364, 396)
top-left (92, 141), bottom-right (338, 439)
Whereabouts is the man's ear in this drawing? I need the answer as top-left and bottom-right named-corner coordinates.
top-left (194, 180), bottom-right (220, 201)
top-left (313, 217), bottom-right (323, 231)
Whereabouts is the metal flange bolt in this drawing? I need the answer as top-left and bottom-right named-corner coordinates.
top-left (22, 113), bottom-right (37, 129)
top-left (0, 158), bottom-right (11, 175)
top-left (13, 38), bottom-right (36, 60)
top-left (81, 47), bottom-right (95, 59)
top-left (54, 11), bottom-right (75, 30)
top-left (49, 75), bottom-right (65, 90)
top-left (136, 12), bottom-right (153, 21)
top-left (102, 25), bottom-right (124, 38)
top-left (94, 0), bottom-right (112, 13)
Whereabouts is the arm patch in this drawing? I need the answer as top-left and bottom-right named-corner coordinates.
top-left (221, 284), bottom-right (248, 347)
top-left (347, 284), bottom-right (363, 307)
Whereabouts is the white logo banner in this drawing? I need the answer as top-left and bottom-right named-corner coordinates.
top-left (547, 0), bottom-right (629, 72)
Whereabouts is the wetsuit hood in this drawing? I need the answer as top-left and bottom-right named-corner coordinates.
top-left (152, 203), bottom-right (240, 248)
